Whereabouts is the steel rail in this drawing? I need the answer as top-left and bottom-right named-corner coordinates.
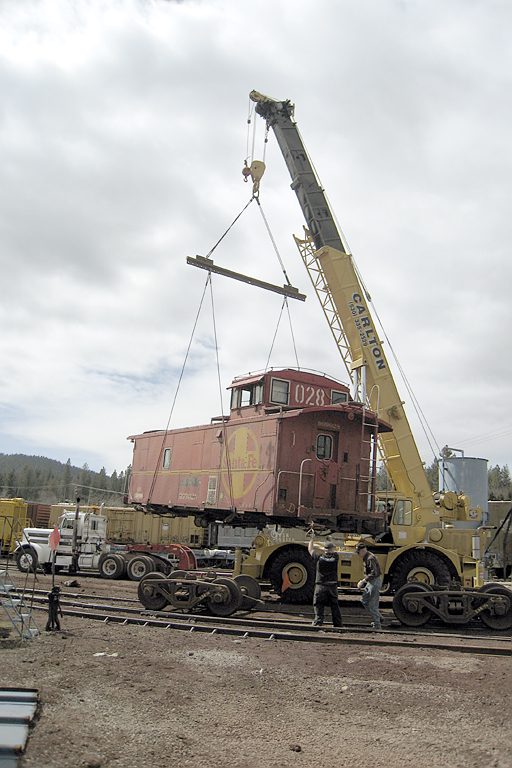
top-left (28, 602), bottom-right (511, 657)
top-left (17, 591), bottom-right (493, 637)
top-left (19, 588), bottom-right (511, 643)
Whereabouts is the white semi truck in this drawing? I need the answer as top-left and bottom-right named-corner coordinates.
top-left (15, 509), bottom-right (196, 580)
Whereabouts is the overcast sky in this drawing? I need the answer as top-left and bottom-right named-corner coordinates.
top-left (1, 0), bottom-right (512, 479)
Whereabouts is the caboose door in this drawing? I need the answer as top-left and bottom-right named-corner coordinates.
top-left (312, 430), bottom-right (339, 510)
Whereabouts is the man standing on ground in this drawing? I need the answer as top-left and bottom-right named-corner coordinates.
top-left (308, 539), bottom-right (343, 628)
top-left (356, 540), bottom-right (383, 629)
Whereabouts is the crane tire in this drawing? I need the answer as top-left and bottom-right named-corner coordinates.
top-left (391, 550), bottom-right (452, 593)
top-left (268, 547), bottom-right (315, 604)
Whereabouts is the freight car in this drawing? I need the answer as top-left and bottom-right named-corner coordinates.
top-left (0, 498), bottom-right (29, 553)
top-left (128, 368), bottom-right (392, 534)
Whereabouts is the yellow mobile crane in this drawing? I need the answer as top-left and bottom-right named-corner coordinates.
top-left (234, 92), bottom-right (511, 628)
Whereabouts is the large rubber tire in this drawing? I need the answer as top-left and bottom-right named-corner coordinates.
top-left (138, 572), bottom-right (169, 611)
top-left (98, 553), bottom-right (126, 580)
top-left (16, 547), bottom-right (38, 573)
top-left (126, 555), bottom-right (156, 582)
top-left (477, 584), bottom-right (512, 630)
top-left (206, 577), bottom-right (243, 617)
top-left (392, 583), bottom-right (434, 627)
top-left (268, 547), bottom-right (315, 604)
top-left (391, 550), bottom-right (452, 593)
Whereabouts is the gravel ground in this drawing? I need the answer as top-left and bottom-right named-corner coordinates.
top-left (1, 572), bottom-right (512, 768)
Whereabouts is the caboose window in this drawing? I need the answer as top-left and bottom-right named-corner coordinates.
top-left (331, 390), bottom-right (348, 404)
top-left (316, 434), bottom-right (333, 460)
top-left (270, 378), bottom-right (290, 406)
top-left (163, 448), bottom-right (172, 469)
top-left (231, 383), bottom-right (264, 408)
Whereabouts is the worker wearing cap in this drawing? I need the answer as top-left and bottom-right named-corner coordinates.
top-left (307, 540), bottom-right (343, 628)
top-left (356, 541), bottom-right (383, 630)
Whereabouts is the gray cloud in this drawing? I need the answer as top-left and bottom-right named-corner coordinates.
top-left (1, 0), bottom-right (511, 474)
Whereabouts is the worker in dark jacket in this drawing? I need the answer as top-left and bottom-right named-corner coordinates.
top-left (356, 540), bottom-right (383, 629)
top-left (308, 539), bottom-right (343, 628)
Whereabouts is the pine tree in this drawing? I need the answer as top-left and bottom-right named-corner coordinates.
top-left (6, 469), bottom-right (17, 498)
top-left (62, 459), bottom-right (72, 501)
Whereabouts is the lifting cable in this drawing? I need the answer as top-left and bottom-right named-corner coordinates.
top-left (265, 297), bottom-right (300, 371)
top-left (255, 197), bottom-right (300, 369)
top-left (205, 197), bottom-right (255, 259)
top-left (208, 276), bottom-right (236, 515)
top-left (255, 197), bottom-right (292, 286)
top-left (146, 277), bottom-right (210, 507)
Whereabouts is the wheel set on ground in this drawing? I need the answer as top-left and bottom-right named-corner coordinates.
top-left (392, 581), bottom-right (512, 630)
top-left (137, 571), bottom-right (262, 617)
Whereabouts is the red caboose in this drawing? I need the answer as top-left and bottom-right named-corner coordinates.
top-left (127, 368), bottom-right (392, 534)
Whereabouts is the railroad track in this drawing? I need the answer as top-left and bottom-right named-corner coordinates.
top-left (17, 587), bottom-right (512, 657)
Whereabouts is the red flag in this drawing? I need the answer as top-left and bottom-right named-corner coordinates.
top-left (49, 525), bottom-right (60, 552)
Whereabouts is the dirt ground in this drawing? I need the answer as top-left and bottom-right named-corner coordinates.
top-left (2, 572), bottom-right (512, 768)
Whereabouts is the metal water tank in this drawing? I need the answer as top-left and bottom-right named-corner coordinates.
top-left (439, 453), bottom-right (488, 528)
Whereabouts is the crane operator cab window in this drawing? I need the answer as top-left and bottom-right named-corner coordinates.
top-left (393, 499), bottom-right (413, 526)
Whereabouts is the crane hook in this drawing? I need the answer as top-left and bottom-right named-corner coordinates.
top-left (242, 159), bottom-right (266, 196)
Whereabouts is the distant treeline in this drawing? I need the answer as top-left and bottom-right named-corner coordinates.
top-left (0, 453), bottom-right (131, 507)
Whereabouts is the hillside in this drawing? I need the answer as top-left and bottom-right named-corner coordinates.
top-left (0, 453), bottom-right (130, 506)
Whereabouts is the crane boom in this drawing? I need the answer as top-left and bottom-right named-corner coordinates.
top-left (250, 90), bottom-right (462, 525)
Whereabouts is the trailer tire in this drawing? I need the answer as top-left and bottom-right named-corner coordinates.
top-left (98, 553), bottom-right (126, 580)
top-left (126, 555), bottom-right (156, 581)
top-left (16, 547), bottom-right (38, 573)
top-left (391, 550), bottom-right (452, 593)
top-left (268, 547), bottom-right (315, 604)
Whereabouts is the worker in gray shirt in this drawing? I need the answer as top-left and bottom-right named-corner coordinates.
top-left (356, 540), bottom-right (384, 629)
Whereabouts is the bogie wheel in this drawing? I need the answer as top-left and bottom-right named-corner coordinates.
top-left (477, 584), bottom-right (512, 630)
top-left (391, 550), bottom-right (452, 593)
top-left (127, 555), bottom-right (156, 581)
top-left (168, 570), bottom-right (192, 580)
top-left (138, 572), bottom-right (169, 611)
top-left (234, 574), bottom-right (262, 609)
top-left (16, 547), bottom-right (38, 573)
top-left (206, 577), bottom-right (243, 617)
top-left (393, 583), bottom-right (434, 627)
top-left (98, 553), bottom-right (126, 580)
top-left (268, 547), bottom-right (315, 604)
